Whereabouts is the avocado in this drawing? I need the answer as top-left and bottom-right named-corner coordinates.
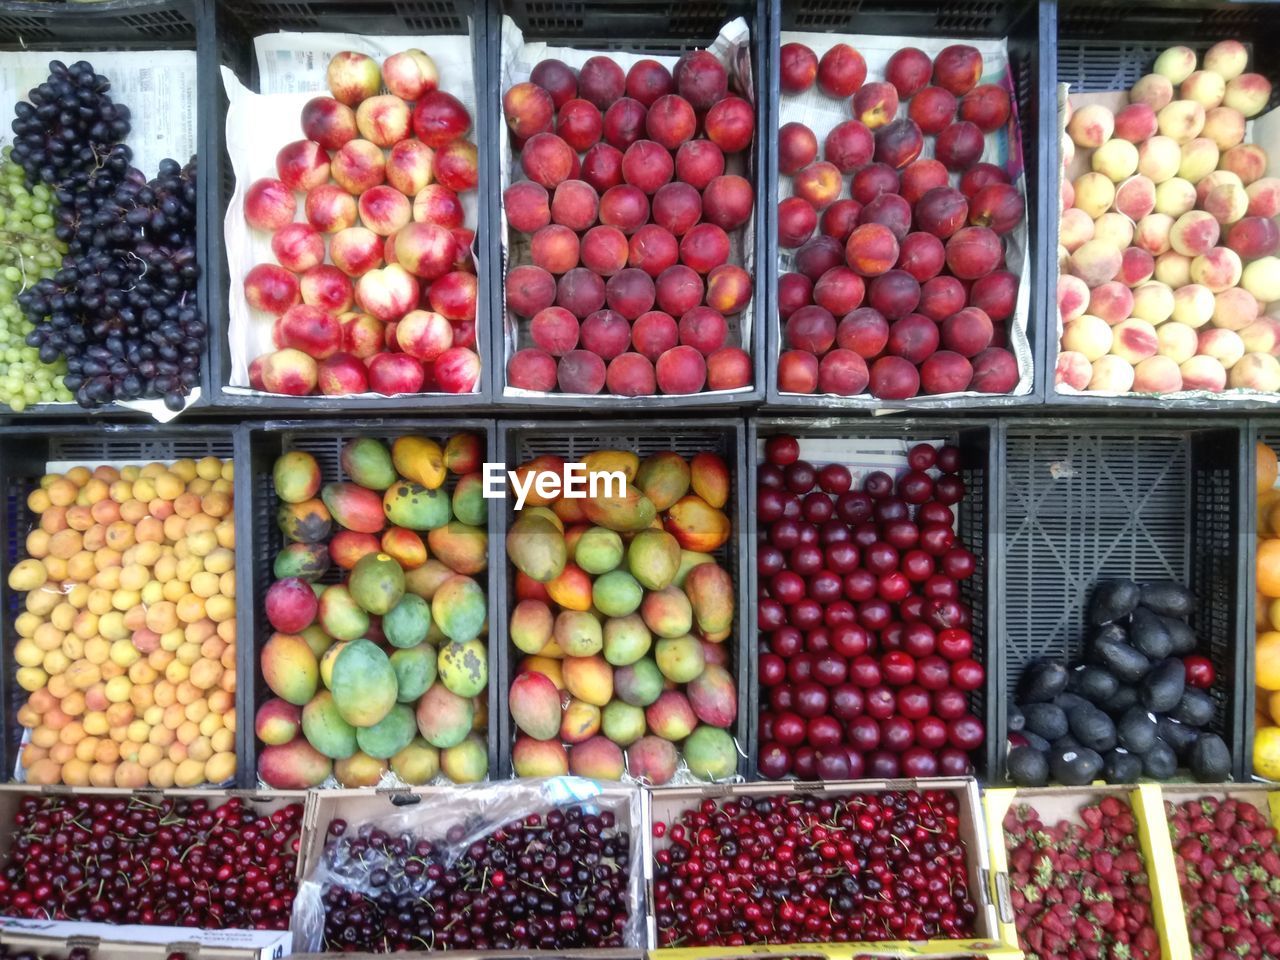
top-left (1088, 579), bottom-right (1140, 625)
top-left (1141, 738), bottom-right (1177, 779)
top-left (1091, 634), bottom-right (1151, 683)
top-left (1008, 704), bottom-right (1025, 732)
top-left (1092, 623), bottom-right (1130, 651)
top-left (1189, 733), bottom-right (1231, 783)
top-left (1103, 748), bottom-right (1143, 784)
top-left (1157, 717), bottom-right (1199, 758)
top-left (1021, 730), bottom-right (1051, 753)
top-left (1129, 607), bottom-right (1173, 660)
top-left (1139, 580), bottom-right (1195, 618)
top-left (1023, 702), bottom-right (1069, 741)
top-left (1116, 706), bottom-right (1157, 754)
top-left (1068, 706), bottom-right (1117, 752)
top-left (1162, 616), bottom-right (1197, 656)
top-left (1054, 692), bottom-right (1092, 713)
top-left (1068, 665), bottom-right (1120, 705)
top-left (1170, 688), bottom-right (1215, 728)
top-left (1007, 746), bottom-right (1049, 787)
top-left (1050, 736), bottom-right (1104, 786)
top-left (1140, 658), bottom-right (1186, 713)
top-left (1018, 661), bottom-right (1069, 704)
top-left (1104, 685), bottom-right (1140, 716)
top-left (1100, 752), bottom-right (1141, 788)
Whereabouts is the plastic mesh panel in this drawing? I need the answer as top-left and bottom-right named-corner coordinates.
top-left (1003, 429), bottom-right (1237, 748)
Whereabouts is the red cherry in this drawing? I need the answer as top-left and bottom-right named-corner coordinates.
top-left (864, 471), bottom-right (893, 498)
top-left (915, 715), bottom-right (948, 749)
top-left (843, 570), bottom-right (877, 601)
top-left (1184, 654), bottom-right (1215, 689)
top-left (901, 621), bottom-right (936, 658)
top-left (759, 653), bottom-right (786, 685)
top-left (882, 518), bottom-right (920, 550)
top-left (915, 655), bottom-right (952, 691)
top-left (936, 627), bottom-right (973, 661)
top-left (901, 548), bottom-right (936, 582)
top-left (917, 501), bottom-right (954, 526)
top-left (849, 655), bottom-right (881, 688)
top-left (942, 546), bottom-right (976, 579)
top-left (865, 685), bottom-right (895, 719)
top-left (933, 687), bottom-right (969, 719)
top-left (770, 625), bottom-right (803, 657)
top-left (949, 657), bottom-right (985, 691)
top-left (897, 470), bottom-right (934, 504)
top-left (877, 571), bottom-right (911, 602)
top-left (836, 491), bottom-right (873, 523)
top-left (936, 444), bottom-right (961, 472)
top-left (831, 624), bottom-right (871, 658)
top-left (934, 474), bottom-right (965, 504)
top-left (846, 715), bottom-right (880, 751)
top-left (818, 463), bottom-right (852, 494)
top-left (880, 651), bottom-right (916, 686)
top-left (896, 684), bottom-right (931, 720)
top-left (947, 714), bottom-right (985, 750)
top-left (879, 716), bottom-right (915, 752)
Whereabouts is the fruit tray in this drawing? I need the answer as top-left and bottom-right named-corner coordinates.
top-left (1050, 0), bottom-right (1280, 409)
top-left (208, 0), bottom-right (493, 411)
top-left (764, 0), bottom-right (1049, 410)
top-left (0, 0), bottom-right (210, 418)
top-left (747, 418), bottom-right (999, 782)
top-left (644, 778), bottom-right (1003, 955)
top-left (0, 423), bottom-right (237, 786)
top-left (494, 419), bottom-right (749, 782)
top-left (983, 784), bottom-right (1188, 959)
top-left (238, 419), bottom-right (500, 789)
top-left (488, 0), bottom-right (768, 409)
top-left (0, 933), bottom-right (267, 960)
top-left (1159, 783), bottom-right (1280, 958)
top-left (290, 779), bottom-right (645, 953)
top-left (0, 784), bottom-right (304, 959)
top-left (998, 419), bottom-right (1249, 782)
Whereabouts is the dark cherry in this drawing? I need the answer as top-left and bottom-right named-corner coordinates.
top-left (758, 462), bottom-right (785, 488)
top-left (934, 474), bottom-right (965, 504)
top-left (915, 656), bottom-right (952, 692)
top-left (936, 444), bottom-right (961, 472)
top-left (784, 460), bottom-right (817, 494)
top-left (933, 687), bottom-right (969, 720)
top-left (847, 715), bottom-right (881, 751)
top-left (793, 681), bottom-right (831, 718)
top-left (831, 624), bottom-right (870, 658)
top-left (770, 625), bottom-right (803, 657)
top-left (830, 683), bottom-right (866, 720)
top-left (802, 491), bottom-right (834, 522)
top-left (836, 490), bottom-right (873, 524)
top-left (759, 652), bottom-right (786, 686)
top-left (822, 600), bottom-right (856, 629)
top-left (843, 569), bottom-right (877, 602)
top-left (907, 442), bottom-right (937, 471)
top-left (818, 463), bottom-right (852, 494)
top-left (864, 471), bottom-right (893, 499)
top-left (915, 715), bottom-right (948, 749)
top-left (879, 716), bottom-right (915, 752)
top-left (765, 435), bottom-right (800, 465)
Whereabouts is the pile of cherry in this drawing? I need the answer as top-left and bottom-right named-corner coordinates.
top-left (757, 435), bottom-right (984, 780)
top-left (652, 790), bottom-right (978, 945)
top-left (0, 794), bottom-right (302, 929)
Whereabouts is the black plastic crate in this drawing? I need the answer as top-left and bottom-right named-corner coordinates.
top-left (0, 0), bottom-right (212, 419)
top-left (0, 423), bottom-right (236, 784)
top-left (746, 418), bottom-right (998, 781)
top-left (487, 0), bottom-right (769, 409)
top-left (236, 418), bottom-right (500, 788)
top-left (493, 418), bottom-right (750, 779)
top-left (1244, 420), bottom-right (1280, 781)
top-left (764, 0), bottom-right (1051, 410)
top-left (999, 418), bottom-right (1249, 782)
top-left (1048, 0), bottom-right (1280, 410)
top-left (208, 0), bottom-right (494, 412)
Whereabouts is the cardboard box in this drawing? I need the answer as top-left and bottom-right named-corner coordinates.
top-left (984, 784), bottom-right (1187, 959)
top-left (0, 926), bottom-right (285, 959)
top-left (644, 779), bottom-right (1007, 957)
top-left (0, 786), bottom-right (305, 959)
top-left (293, 783), bottom-right (645, 954)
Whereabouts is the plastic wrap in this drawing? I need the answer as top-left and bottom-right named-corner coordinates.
top-left (290, 778), bottom-right (645, 953)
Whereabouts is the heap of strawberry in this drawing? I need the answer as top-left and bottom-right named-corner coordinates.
top-left (1169, 795), bottom-right (1280, 959)
top-left (1004, 796), bottom-right (1160, 960)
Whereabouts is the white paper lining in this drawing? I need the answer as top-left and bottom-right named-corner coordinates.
top-left (1053, 80), bottom-right (1280, 402)
top-left (497, 15), bottom-right (757, 398)
top-left (221, 30), bottom-right (481, 397)
top-left (776, 31), bottom-right (1035, 400)
top-left (0, 50), bottom-right (201, 421)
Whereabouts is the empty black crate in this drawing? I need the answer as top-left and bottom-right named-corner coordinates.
top-left (747, 418), bottom-right (998, 781)
top-left (0, 423), bottom-right (236, 784)
top-left (765, 0), bottom-right (1050, 409)
top-left (1050, 0), bottom-right (1280, 409)
top-left (237, 418), bottom-right (500, 788)
top-left (209, 0), bottom-right (492, 411)
top-left (488, 0), bottom-right (768, 408)
top-left (0, 0), bottom-right (210, 417)
top-left (494, 419), bottom-right (749, 779)
top-left (1000, 419), bottom-right (1248, 781)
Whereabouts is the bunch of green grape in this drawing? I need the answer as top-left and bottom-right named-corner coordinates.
top-left (0, 146), bottom-right (73, 411)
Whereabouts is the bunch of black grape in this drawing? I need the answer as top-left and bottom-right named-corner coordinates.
top-left (8, 59), bottom-right (203, 411)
